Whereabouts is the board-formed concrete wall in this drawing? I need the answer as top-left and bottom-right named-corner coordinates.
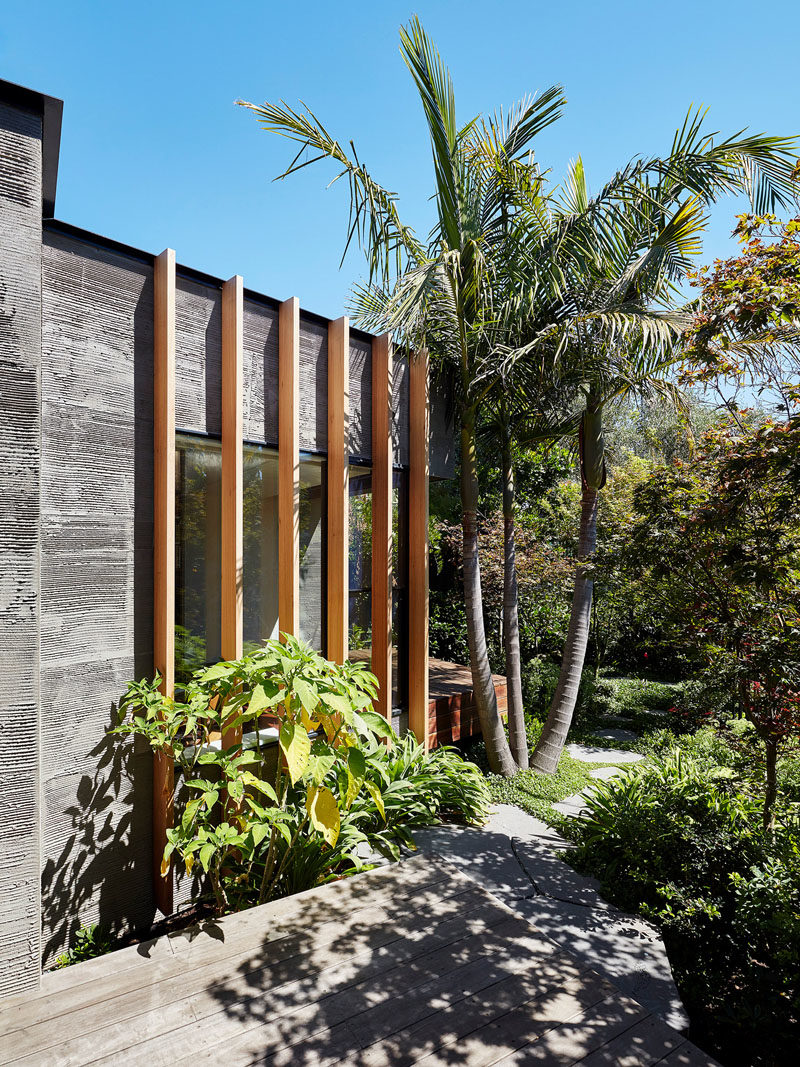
top-left (0, 81), bottom-right (454, 995)
top-left (0, 99), bottom-right (43, 998)
top-left (39, 230), bottom-right (158, 965)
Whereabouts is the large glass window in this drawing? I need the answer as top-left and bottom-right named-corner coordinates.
top-left (299, 456), bottom-right (326, 652)
top-left (348, 466), bottom-right (372, 664)
top-left (243, 445), bottom-right (279, 651)
top-left (392, 470), bottom-right (409, 710)
top-left (175, 435), bottom-right (222, 685)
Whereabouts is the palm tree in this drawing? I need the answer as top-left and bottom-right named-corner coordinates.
top-left (239, 18), bottom-right (567, 774)
top-left (524, 132), bottom-right (800, 773)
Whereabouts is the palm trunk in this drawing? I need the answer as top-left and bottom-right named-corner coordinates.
top-left (501, 421), bottom-right (528, 769)
top-left (461, 409), bottom-right (517, 776)
top-left (531, 483), bottom-right (599, 774)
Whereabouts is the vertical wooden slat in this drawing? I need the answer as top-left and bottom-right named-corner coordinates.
top-left (222, 275), bottom-right (244, 750)
top-left (371, 334), bottom-right (393, 720)
top-left (279, 296), bottom-right (300, 639)
top-left (408, 350), bottom-right (430, 747)
top-left (327, 316), bottom-right (350, 663)
top-left (153, 248), bottom-right (175, 914)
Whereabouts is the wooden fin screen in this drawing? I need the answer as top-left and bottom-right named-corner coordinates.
top-left (279, 297), bottom-right (300, 639)
top-left (409, 350), bottom-right (430, 747)
top-left (153, 248), bottom-right (176, 914)
top-left (371, 334), bottom-right (393, 721)
top-left (327, 316), bottom-right (350, 663)
top-left (221, 275), bottom-right (244, 750)
top-left (151, 286), bottom-right (431, 902)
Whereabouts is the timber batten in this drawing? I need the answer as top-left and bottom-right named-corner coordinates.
top-left (278, 297), bottom-right (300, 638)
top-left (221, 275), bottom-right (244, 750)
top-left (153, 247), bottom-right (176, 915)
top-left (409, 351), bottom-right (430, 746)
top-left (327, 316), bottom-right (350, 663)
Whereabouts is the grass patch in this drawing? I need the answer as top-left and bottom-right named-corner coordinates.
top-left (485, 751), bottom-right (624, 824)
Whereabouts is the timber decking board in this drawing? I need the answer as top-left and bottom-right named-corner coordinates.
top-left (0, 857), bottom-right (717, 1067)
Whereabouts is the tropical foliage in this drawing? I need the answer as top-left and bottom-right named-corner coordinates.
top-left (570, 739), bottom-right (800, 1066)
top-left (114, 637), bottom-right (488, 912)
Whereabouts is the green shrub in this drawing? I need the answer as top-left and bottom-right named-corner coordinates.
top-left (114, 637), bottom-right (488, 913)
top-left (571, 749), bottom-right (800, 1065)
top-left (55, 925), bottom-right (114, 969)
top-left (521, 656), bottom-right (561, 719)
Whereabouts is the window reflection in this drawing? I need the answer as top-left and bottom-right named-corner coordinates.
top-left (243, 445), bottom-right (279, 651)
top-left (175, 435), bottom-right (222, 685)
top-left (299, 456), bottom-right (326, 652)
top-left (392, 470), bottom-right (409, 710)
top-left (348, 466), bottom-right (372, 664)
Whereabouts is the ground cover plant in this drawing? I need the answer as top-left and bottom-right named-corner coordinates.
top-left (568, 733), bottom-right (800, 1066)
top-left (114, 637), bottom-right (489, 915)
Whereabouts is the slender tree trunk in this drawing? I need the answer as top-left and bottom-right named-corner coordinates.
top-left (531, 484), bottom-right (599, 773)
top-left (501, 421), bottom-right (528, 769)
top-left (763, 737), bottom-right (778, 833)
top-left (460, 409), bottom-right (517, 776)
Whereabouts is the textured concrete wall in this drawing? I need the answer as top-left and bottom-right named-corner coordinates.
top-left (25, 227), bottom-right (453, 975)
top-left (39, 231), bottom-right (157, 964)
top-left (0, 102), bottom-right (42, 997)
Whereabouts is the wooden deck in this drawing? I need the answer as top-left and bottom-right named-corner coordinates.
top-left (428, 658), bottom-right (508, 748)
top-left (0, 856), bottom-right (715, 1067)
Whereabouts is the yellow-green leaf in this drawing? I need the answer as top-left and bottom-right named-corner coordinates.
top-left (306, 785), bottom-right (340, 847)
top-left (364, 779), bottom-right (386, 821)
top-left (248, 684), bottom-right (269, 716)
top-left (294, 677), bottom-right (319, 712)
top-left (345, 747), bottom-right (366, 809)
top-left (280, 721), bottom-right (311, 785)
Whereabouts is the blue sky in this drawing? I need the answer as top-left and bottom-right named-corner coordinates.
top-left (3, 0), bottom-right (798, 319)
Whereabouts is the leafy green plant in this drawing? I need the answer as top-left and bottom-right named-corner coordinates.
top-left (55, 924), bottom-right (115, 969)
top-left (570, 748), bottom-right (800, 1065)
top-left (114, 636), bottom-right (394, 912)
top-left (114, 637), bottom-right (489, 913)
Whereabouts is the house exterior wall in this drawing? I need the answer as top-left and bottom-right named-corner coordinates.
top-left (39, 230), bottom-right (158, 965)
top-left (0, 99), bottom-right (43, 998)
top-left (0, 81), bottom-right (454, 996)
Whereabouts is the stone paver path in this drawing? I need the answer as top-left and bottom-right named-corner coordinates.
top-left (415, 801), bottom-right (689, 1034)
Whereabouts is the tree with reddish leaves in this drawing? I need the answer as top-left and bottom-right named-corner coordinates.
top-left (623, 415), bottom-right (800, 829)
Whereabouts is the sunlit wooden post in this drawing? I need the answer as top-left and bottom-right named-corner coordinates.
top-left (408, 350), bottom-right (430, 747)
top-left (153, 247), bottom-right (176, 914)
top-left (327, 316), bottom-right (350, 663)
top-left (221, 275), bottom-right (244, 750)
top-left (279, 297), bottom-right (300, 639)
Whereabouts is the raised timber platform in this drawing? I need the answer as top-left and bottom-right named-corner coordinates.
top-left (0, 855), bottom-right (717, 1066)
top-left (428, 657), bottom-right (508, 748)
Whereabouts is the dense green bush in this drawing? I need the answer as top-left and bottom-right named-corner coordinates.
top-left (520, 656), bottom-right (561, 719)
top-left (114, 637), bottom-right (489, 913)
top-left (570, 746), bottom-right (800, 1065)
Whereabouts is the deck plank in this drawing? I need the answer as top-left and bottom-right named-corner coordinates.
top-left (0, 856), bottom-right (716, 1067)
top-left (3, 886), bottom-right (491, 1064)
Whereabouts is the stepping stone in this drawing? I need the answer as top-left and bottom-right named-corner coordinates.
top-left (590, 765), bottom-right (627, 781)
top-left (552, 793), bottom-right (588, 818)
top-left (512, 838), bottom-right (609, 910)
top-left (412, 802), bottom-right (690, 1035)
top-left (593, 727), bottom-right (640, 742)
top-left (567, 744), bottom-right (644, 764)
top-left (486, 804), bottom-right (573, 851)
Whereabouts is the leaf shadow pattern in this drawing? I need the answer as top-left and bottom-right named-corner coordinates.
top-left (181, 859), bottom-right (686, 1067)
top-left (39, 708), bottom-right (158, 964)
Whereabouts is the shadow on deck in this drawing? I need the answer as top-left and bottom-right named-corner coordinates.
top-left (0, 855), bottom-right (717, 1066)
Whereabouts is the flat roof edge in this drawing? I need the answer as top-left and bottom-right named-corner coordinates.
top-left (43, 218), bottom-right (376, 341)
top-left (0, 78), bottom-right (63, 218)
